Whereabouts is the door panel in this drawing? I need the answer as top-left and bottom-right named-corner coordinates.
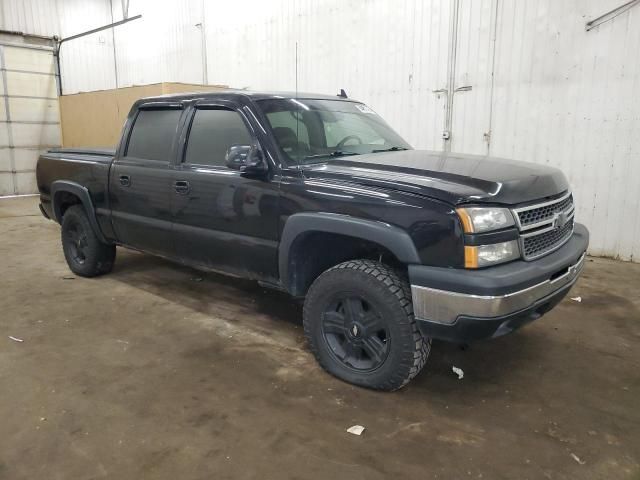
top-left (172, 166), bottom-right (280, 280)
top-left (109, 159), bottom-right (175, 255)
top-left (109, 106), bottom-right (183, 256)
top-left (171, 106), bottom-right (280, 281)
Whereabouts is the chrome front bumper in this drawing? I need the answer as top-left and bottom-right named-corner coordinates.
top-left (411, 252), bottom-right (585, 325)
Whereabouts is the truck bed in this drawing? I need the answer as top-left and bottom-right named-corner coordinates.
top-left (36, 147), bottom-right (115, 231)
top-left (48, 147), bottom-right (116, 157)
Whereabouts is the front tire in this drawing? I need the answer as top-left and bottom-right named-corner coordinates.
top-left (61, 205), bottom-right (115, 277)
top-left (303, 260), bottom-right (430, 391)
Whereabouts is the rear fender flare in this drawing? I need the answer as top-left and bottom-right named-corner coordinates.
top-left (51, 180), bottom-right (109, 244)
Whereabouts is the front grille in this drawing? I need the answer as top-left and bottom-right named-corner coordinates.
top-left (512, 192), bottom-right (575, 260)
top-left (517, 194), bottom-right (573, 227)
top-left (522, 218), bottom-right (574, 259)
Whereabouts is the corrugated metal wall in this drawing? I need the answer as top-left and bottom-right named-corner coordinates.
top-left (1, 0), bottom-right (638, 261)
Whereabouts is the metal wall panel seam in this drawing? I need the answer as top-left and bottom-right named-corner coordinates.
top-left (0, 68), bottom-right (56, 76)
top-left (444, 0), bottom-right (460, 151)
top-left (0, 42), bottom-right (54, 52)
top-left (0, 45), bottom-right (17, 193)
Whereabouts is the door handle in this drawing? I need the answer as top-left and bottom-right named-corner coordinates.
top-left (174, 180), bottom-right (191, 195)
top-left (119, 175), bottom-right (131, 187)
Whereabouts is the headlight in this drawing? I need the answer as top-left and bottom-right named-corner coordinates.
top-left (464, 240), bottom-right (520, 268)
top-left (457, 207), bottom-right (515, 233)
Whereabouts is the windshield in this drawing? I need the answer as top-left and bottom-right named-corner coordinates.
top-left (257, 98), bottom-right (411, 164)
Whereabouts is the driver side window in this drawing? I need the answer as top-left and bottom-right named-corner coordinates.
top-left (265, 111), bottom-right (310, 157)
top-left (184, 108), bottom-right (252, 167)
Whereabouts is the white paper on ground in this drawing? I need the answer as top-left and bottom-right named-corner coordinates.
top-left (347, 425), bottom-right (365, 435)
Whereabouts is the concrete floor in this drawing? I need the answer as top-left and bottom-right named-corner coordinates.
top-left (1, 196), bottom-right (639, 480)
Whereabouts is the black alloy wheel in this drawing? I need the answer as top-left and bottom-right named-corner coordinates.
top-left (321, 295), bottom-right (390, 372)
top-left (303, 259), bottom-right (430, 391)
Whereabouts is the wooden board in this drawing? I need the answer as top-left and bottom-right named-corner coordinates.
top-left (59, 82), bottom-right (228, 148)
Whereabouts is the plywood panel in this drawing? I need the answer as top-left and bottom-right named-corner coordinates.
top-left (59, 83), bottom-right (164, 148)
top-left (59, 82), bottom-right (227, 147)
top-left (161, 83), bottom-right (227, 95)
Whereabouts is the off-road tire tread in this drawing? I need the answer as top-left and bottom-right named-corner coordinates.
top-left (303, 259), bottom-right (431, 391)
top-left (61, 205), bottom-right (115, 277)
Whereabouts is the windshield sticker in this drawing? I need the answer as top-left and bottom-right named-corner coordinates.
top-left (355, 104), bottom-right (376, 114)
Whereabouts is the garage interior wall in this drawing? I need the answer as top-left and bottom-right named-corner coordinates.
top-left (1, 0), bottom-right (638, 262)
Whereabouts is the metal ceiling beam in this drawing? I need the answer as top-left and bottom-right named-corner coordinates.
top-left (57, 14), bottom-right (141, 46)
top-left (586, 0), bottom-right (640, 31)
top-left (55, 14), bottom-right (142, 95)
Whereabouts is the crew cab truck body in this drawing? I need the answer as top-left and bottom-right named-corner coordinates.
top-left (37, 91), bottom-right (588, 390)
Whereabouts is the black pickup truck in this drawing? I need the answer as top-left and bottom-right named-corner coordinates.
top-left (36, 91), bottom-right (588, 390)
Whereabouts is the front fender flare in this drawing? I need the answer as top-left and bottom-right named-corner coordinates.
top-left (278, 212), bottom-right (420, 293)
top-left (51, 180), bottom-right (109, 244)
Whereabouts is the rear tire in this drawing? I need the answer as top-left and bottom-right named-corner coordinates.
top-left (61, 205), bottom-right (115, 277)
top-left (303, 260), bottom-right (430, 391)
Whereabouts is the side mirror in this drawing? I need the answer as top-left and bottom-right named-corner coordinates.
top-left (225, 144), bottom-right (267, 175)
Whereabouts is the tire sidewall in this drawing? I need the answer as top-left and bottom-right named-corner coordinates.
top-left (61, 206), bottom-right (104, 277)
top-left (304, 265), bottom-right (418, 390)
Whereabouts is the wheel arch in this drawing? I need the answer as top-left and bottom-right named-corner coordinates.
top-left (51, 180), bottom-right (109, 244)
top-left (279, 213), bottom-right (420, 296)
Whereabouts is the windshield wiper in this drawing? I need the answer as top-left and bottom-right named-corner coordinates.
top-left (371, 146), bottom-right (408, 153)
top-left (303, 151), bottom-right (360, 161)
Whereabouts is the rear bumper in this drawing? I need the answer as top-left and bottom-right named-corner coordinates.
top-left (409, 223), bottom-right (589, 342)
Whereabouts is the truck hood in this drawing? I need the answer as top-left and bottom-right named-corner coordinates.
top-left (301, 150), bottom-right (569, 205)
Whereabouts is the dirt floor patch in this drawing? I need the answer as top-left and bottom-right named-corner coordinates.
top-left (1, 196), bottom-right (639, 479)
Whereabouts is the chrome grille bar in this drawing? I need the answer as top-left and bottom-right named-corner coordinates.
top-left (511, 192), bottom-right (575, 261)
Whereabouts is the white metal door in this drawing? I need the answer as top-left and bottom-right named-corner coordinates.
top-left (0, 42), bottom-right (61, 196)
top-left (448, 0), bottom-right (497, 155)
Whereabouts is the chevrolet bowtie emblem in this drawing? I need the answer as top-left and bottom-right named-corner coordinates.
top-left (552, 210), bottom-right (569, 229)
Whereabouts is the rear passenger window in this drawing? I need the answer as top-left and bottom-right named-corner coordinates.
top-left (126, 108), bottom-right (182, 161)
top-left (184, 108), bottom-right (252, 166)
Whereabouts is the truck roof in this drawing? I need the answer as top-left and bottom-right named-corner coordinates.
top-left (135, 90), bottom-right (360, 104)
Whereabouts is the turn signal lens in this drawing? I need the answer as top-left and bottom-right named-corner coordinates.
top-left (464, 246), bottom-right (479, 268)
top-left (465, 240), bottom-right (520, 268)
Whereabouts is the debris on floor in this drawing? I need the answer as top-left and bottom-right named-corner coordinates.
top-left (570, 296), bottom-right (582, 303)
top-left (570, 453), bottom-right (586, 465)
top-left (8, 336), bottom-right (24, 343)
top-left (191, 277), bottom-right (203, 282)
top-left (347, 425), bottom-right (365, 436)
top-left (452, 366), bottom-right (464, 380)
